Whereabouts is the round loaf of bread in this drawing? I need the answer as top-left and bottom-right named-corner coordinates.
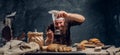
top-left (89, 38), bottom-right (101, 44)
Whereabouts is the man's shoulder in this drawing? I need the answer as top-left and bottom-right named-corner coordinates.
top-left (48, 23), bottom-right (54, 27)
top-left (47, 23), bottom-right (54, 30)
top-left (67, 20), bottom-right (82, 26)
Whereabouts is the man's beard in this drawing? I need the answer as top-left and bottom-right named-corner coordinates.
top-left (55, 26), bottom-right (66, 35)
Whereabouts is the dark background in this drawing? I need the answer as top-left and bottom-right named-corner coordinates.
top-left (0, 0), bottom-right (120, 47)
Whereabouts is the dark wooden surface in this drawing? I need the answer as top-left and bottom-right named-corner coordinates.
top-left (24, 47), bottom-right (108, 55)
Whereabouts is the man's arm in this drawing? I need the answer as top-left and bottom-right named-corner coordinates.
top-left (45, 29), bottom-right (54, 46)
top-left (67, 13), bottom-right (85, 23)
top-left (57, 11), bottom-right (85, 23)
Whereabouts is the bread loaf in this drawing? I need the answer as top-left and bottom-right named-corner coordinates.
top-left (46, 44), bottom-right (72, 52)
top-left (47, 44), bottom-right (59, 52)
top-left (27, 32), bottom-right (44, 47)
top-left (76, 38), bottom-right (104, 51)
top-left (89, 38), bottom-right (101, 44)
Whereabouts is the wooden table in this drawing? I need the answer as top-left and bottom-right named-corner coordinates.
top-left (24, 47), bottom-right (109, 55)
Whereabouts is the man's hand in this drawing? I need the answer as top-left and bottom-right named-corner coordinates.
top-left (45, 29), bottom-right (54, 45)
top-left (57, 11), bottom-right (69, 18)
top-left (46, 29), bottom-right (54, 39)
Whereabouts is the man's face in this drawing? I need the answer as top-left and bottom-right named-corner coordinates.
top-left (54, 20), bottom-right (65, 30)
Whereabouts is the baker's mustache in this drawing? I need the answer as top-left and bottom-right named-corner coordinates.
top-left (55, 26), bottom-right (64, 29)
